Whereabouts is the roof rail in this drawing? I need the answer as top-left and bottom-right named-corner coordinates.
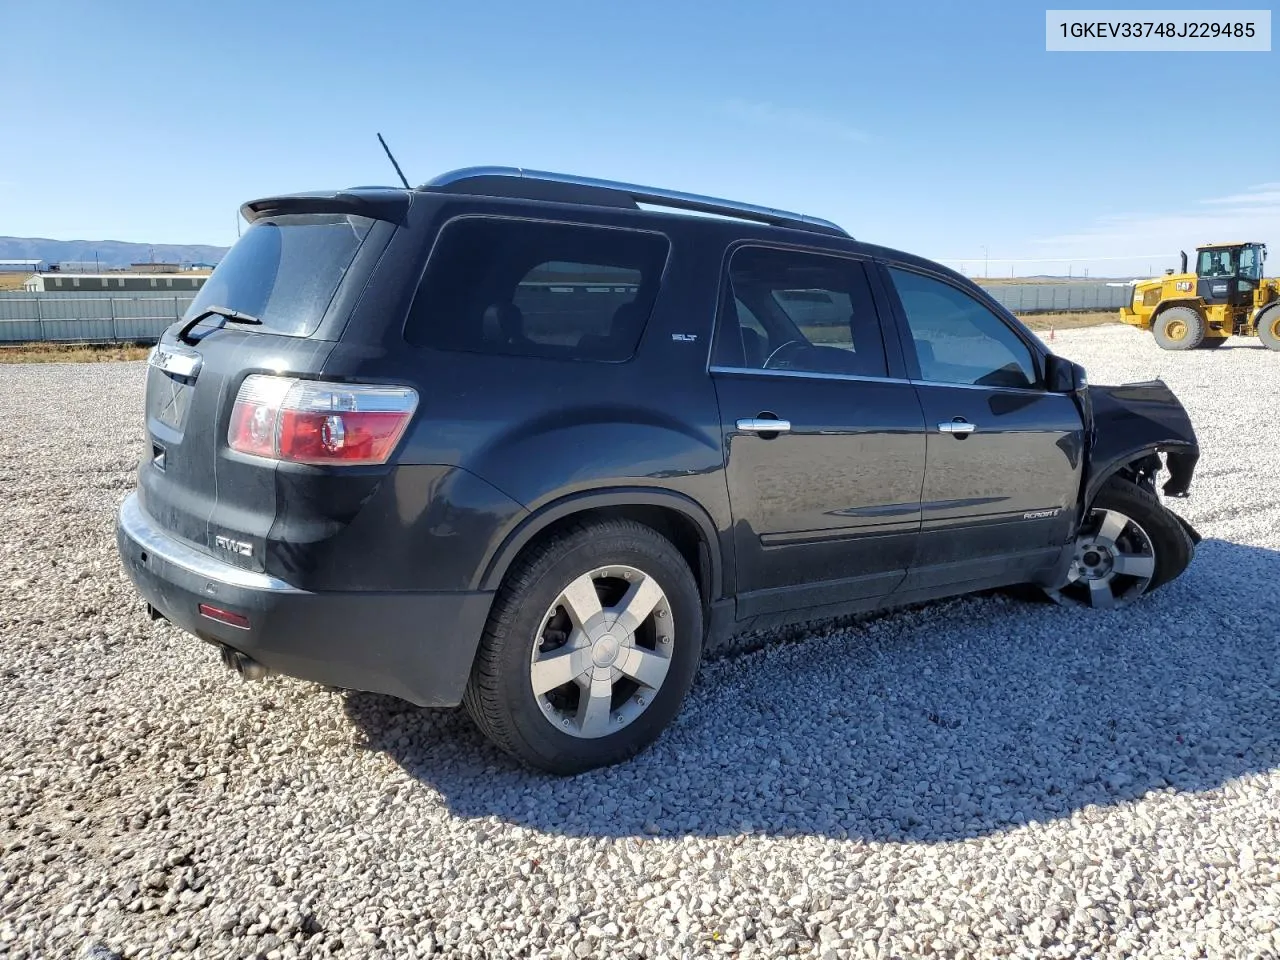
top-left (422, 166), bottom-right (850, 238)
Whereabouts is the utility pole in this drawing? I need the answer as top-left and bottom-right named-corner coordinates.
top-left (982, 246), bottom-right (989, 279)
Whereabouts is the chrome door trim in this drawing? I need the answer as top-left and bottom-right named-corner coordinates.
top-left (736, 418), bottom-right (792, 433)
top-left (710, 365), bottom-right (911, 386)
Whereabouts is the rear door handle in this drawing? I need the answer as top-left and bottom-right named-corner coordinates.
top-left (737, 417), bottom-right (792, 434)
top-left (938, 420), bottom-right (977, 435)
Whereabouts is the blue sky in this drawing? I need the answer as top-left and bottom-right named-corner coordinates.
top-left (2, 0), bottom-right (1276, 276)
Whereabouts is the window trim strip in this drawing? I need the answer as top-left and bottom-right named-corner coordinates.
top-left (708, 364), bottom-right (1052, 395)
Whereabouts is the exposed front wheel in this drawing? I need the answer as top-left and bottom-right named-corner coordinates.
top-left (1045, 478), bottom-right (1194, 609)
top-left (463, 519), bottom-right (703, 774)
top-left (1259, 306), bottom-right (1280, 352)
top-left (1152, 306), bottom-right (1205, 351)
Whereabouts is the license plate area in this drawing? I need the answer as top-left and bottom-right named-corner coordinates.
top-left (148, 344), bottom-right (203, 432)
top-left (152, 373), bottom-right (195, 431)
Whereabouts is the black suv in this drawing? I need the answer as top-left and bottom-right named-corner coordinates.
top-left (117, 167), bottom-right (1201, 773)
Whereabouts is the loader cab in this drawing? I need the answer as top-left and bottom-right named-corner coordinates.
top-left (1196, 242), bottom-right (1266, 305)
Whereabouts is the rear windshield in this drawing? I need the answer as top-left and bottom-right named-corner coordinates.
top-left (404, 217), bottom-right (670, 362)
top-left (183, 213), bottom-right (375, 337)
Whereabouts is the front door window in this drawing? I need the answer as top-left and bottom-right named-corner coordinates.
top-left (886, 268), bottom-right (1040, 389)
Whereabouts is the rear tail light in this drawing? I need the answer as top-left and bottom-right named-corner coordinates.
top-left (228, 375), bottom-right (418, 465)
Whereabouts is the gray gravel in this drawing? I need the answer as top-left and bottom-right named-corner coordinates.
top-left (2, 326), bottom-right (1280, 960)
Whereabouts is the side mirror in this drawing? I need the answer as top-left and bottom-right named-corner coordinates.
top-left (1072, 361), bottom-right (1088, 390)
top-left (1045, 354), bottom-right (1087, 393)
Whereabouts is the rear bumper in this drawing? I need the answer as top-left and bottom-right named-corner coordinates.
top-left (115, 492), bottom-right (492, 706)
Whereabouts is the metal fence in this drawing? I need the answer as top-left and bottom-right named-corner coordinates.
top-left (0, 291), bottom-right (192, 344)
top-left (976, 281), bottom-right (1133, 313)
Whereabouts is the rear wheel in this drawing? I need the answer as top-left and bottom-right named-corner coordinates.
top-left (1259, 306), bottom-right (1280, 352)
top-left (1045, 478), bottom-right (1194, 609)
top-left (463, 518), bottom-right (703, 774)
top-left (1152, 306), bottom-right (1205, 351)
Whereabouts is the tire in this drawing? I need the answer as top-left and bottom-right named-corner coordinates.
top-left (1259, 306), bottom-right (1280, 352)
top-left (463, 518), bottom-right (703, 774)
top-left (1152, 306), bottom-right (1205, 351)
top-left (1045, 477), bottom-right (1194, 608)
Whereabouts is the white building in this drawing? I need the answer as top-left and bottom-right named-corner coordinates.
top-left (23, 273), bottom-right (208, 293)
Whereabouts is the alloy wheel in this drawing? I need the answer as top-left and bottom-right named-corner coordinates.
top-left (1047, 508), bottom-right (1156, 609)
top-left (529, 565), bottom-right (674, 738)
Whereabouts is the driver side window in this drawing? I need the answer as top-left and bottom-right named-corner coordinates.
top-left (721, 246), bottom-right (888, 378)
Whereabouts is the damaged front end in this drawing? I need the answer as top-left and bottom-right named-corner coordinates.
top-left (1081, 379), bottom-right (1201, 542)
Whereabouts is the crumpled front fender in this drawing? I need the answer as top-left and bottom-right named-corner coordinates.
top-left (1084, 379), bottom-right (1199, 506)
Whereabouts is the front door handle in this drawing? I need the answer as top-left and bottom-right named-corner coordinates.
top-left (737, 417), bottom-right (792, 434)
top-left (938, 419), bottom-right (977, 436)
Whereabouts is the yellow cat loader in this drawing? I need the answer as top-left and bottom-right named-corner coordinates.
top-left (1120, 242), bottom-right (1280, 351)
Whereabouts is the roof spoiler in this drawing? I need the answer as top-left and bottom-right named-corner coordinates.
top-left (239, 189), bottom-right (410, 225)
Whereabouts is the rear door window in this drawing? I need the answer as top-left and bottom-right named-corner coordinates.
top-left (405, 217), bottom-right (670, 361)
top-left (185, 214), bottom-right (375, 337)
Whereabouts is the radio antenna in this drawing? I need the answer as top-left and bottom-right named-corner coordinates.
top-left (377, 133), bottom-right (411, 190)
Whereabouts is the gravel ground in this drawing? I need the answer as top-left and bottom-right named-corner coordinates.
top-left (2, 325), bottom-right (1279, 960)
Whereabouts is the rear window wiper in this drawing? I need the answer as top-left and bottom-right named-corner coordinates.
top-left (176, 305), bottom-right (263, 344)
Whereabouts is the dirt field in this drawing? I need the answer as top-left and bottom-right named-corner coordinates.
top-left (0, 343), bottom-right (152, 363)
top-left (1018, 311), bottom-right (1118, 331)
top-left (0, 273), bottom-right (34, 291)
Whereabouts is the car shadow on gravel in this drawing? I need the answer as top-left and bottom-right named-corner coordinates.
top-left (344, 537), bottom-right (1280, 843)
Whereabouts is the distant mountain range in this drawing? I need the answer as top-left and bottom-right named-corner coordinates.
top-left (0, 237), bottom-right (229, 269)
